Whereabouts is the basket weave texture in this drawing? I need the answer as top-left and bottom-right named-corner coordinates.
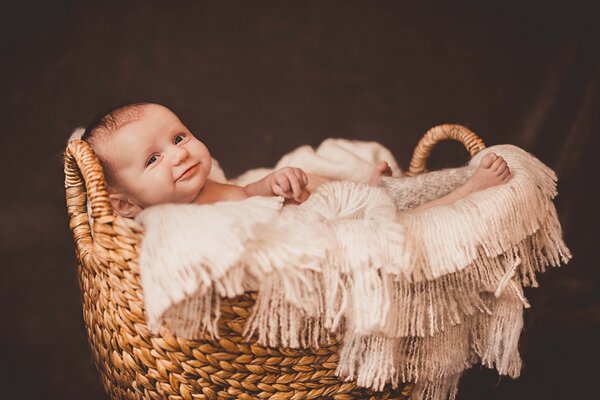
top-left (64, 125), bottom-right (483, 400)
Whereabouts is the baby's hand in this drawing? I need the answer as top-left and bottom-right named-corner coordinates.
top-left (269, 167), bottom-right (308, 202)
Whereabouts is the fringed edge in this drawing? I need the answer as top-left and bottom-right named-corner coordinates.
top-left (138, 197), bottom-right (283, 336)
top-left (243, 271), bottom-right (331, 348)
top-left (377, 215), bottom-right (570, 338)
top-left (328, 218), bottom-right (408, 334)
top-left (382, 267), bottom-right (490, 338)
top-left (243, 181), bottom-right (409, 341)
top-left (159, 284), bottom-right (222, 339)
top-left (335, 289), bottom-right (526, 395)
top-left (153, 265), bottom-right (247, 339)
top-left (336, 321), bottom-right (472, 391)
top-left (470, 291), bottom-right (524, 378)
top-left (393, 144), bottom-right (570, 282)
top-left (409, 375), bottom-right (461, 400)
top-left (312, 181), bottom-right (411, 334)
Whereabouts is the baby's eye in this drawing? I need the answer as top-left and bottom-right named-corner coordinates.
top-left (146, 155), bottom-right (158, 166)
top-left (174, 133), bottom-right (186, 144)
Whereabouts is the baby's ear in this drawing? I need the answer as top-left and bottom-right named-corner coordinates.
top-left (109, 193), bottom-right (142, 218)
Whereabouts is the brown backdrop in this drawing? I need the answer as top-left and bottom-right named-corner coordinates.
top-left (1, 1), bottom-right (598, 399)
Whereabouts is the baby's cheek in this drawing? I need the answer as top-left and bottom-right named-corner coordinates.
top-left (137, 180), bottom-right (168, 206)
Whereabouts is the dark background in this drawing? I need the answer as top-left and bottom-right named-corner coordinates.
top-left (1, 1), bottom-right (598, 399)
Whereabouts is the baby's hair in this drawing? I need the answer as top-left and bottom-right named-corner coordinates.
top-left (82, 102), bottom-right (152, 186)
top-left (82, 102), bottom-right (150, 144)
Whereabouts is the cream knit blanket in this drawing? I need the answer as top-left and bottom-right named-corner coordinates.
top-left (136, 139), bottom-right (570, 400)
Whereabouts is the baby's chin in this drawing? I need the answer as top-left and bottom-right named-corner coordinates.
top-left (182, 183), bottom-right (206, 205)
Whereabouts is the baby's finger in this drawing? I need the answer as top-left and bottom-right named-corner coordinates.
top-left (302, 171), bottom-right (308, 186)
top-left (285, 171), bottom-right (303, 200)
top-left (294, 168), bottom-right (308, 187)
top-left (273, 177), bottom-right (291, 196)
top-left (276, 174), bottom-right (291, 190)
top-left (272, 185), bottom-right (287, 198)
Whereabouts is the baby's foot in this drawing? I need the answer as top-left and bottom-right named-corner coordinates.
top-left (463, 152), bottom-right (511, 193)
top-left (369, 161), bottom-right (392, 185)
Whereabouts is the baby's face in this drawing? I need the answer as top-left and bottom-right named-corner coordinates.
top-left (101, 104), bottom-right (212, 209)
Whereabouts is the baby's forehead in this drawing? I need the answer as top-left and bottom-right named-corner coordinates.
top-left (97, 126), bottom-right (145, 165)
top-left (96, 104), bottom-right (183, 155)
top-left (95, 134), bottom-right (128, 165)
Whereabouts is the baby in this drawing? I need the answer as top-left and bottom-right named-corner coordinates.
top-left (81, 102), bottom-right (392, 217)
top-left (81, 102), bottom-right (511, 217)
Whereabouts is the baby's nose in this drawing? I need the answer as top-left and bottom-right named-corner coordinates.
top-left (170, 146), bottom-right (188, 164)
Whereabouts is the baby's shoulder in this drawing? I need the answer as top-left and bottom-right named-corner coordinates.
top-left (195, 180), bottom-right (248, 205)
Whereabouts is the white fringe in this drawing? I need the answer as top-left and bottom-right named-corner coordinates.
top-left (135, 143), bottom-right (570, 398)
top-left (335, 288), bottom-right (526, 396)
top-left (410, 375), bottom-right (461, 400)
top-left (471, 291), bottom-right (524, 378)
top-left (136, 196), bottom-right (283, 336)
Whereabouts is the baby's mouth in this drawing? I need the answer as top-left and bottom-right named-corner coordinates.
top-left (176, 163), bottom-right (199, 182)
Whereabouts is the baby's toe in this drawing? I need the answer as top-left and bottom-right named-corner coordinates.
top-left (496, 162), bottom-right (508, 174)
top-left (381, 162), bottom-right (392, 176)
top-left (491, 156), bottom-right (506, 171)
top-left (377, 161), bottom-right (389, 172)
top-left (480, 152), bottom-right (497, 169)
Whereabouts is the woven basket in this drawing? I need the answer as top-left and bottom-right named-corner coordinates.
top-left (64, 124), bottom-right (484, 400)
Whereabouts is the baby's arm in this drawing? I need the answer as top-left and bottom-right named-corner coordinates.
top-left (305, 161), bottom-right (390, 190)
top-left (244, 167), bottom-right (309, 202)
top-left (242, 161), bottom-right (391, 203)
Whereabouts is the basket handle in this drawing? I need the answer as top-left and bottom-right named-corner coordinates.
top-left (64, 139), bottom-right (114, 264)
top-left (406, 124), bottom-right (486, 176)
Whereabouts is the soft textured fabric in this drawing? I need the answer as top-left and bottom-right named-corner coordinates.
top-left (136, 139), bottom-right (570, 400)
